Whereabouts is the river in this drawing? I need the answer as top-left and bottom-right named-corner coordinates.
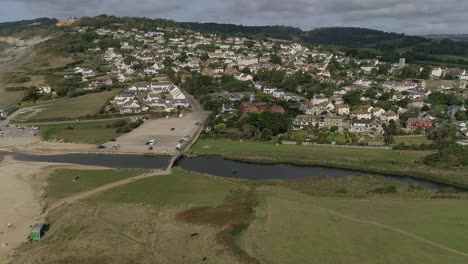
top-left (5, 152), bottom-right (458, 191)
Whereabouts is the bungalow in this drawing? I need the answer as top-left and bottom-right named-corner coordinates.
top-left (114, 91), bottom-right (136, 101)
top-left (406, 118), bottom-right (432, 130)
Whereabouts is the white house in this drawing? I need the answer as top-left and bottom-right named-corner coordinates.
top-left (237, 57), bottom-right (258, 66)
top-left (169, 84), bottom-right (186, 100)
top-left (150, 81), bottom-right (173, 92)
top-left (335, 104), bottom-right (350, 115)
top-left (311, 95), bottom-right (329, 106)
top-left (350, 110), bottom-right (372, 120)
top-left (38, 85), bottom-right (52, 94)
top-left (371, 107), bottom-right (386, 117)
top-left (234, 73), bottom-right (253, 82)
top-left (381, 110), bottom-right (399, 122)
top-left (144, 63), bottom-right (164, 74)
top-left (432, 66), bottom-right (443, 78)
top-left (460, 70), bottom-right (468, 81)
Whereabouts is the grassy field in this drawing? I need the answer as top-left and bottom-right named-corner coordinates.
top-left (393, 135), bottom-right (432, 146)
top-left (18, 90), bottom-right (120, 122)
top-left (192, 138), bottom-right (468, 187)
top-left (41, 120), bottom-right (125, 144)
top-left (46, 168), bottom-right (147, 203)
top-left (11, 168), bottom-right (468, 264)
top-left (241, 187), bottom-right (468, 264)
top-left (13, 169), bottom-right (243, 264)
top-left (88, 169), bottom-right (240, 207)
top-left (0, 90), bottom-right (22, 108)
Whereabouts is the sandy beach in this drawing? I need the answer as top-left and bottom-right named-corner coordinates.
top-left (0, 155), bottom-right (107, 263)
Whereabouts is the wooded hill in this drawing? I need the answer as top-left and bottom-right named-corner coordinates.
top-left (1, 15), bottom-right (468, 66)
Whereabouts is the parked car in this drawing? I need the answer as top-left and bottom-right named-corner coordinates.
top-left (112, 144), bottom-right (121, 150)
top-left (110, 138), bottom-right (117, 142)
top-left (96, 145), bottom-right (106, 149)
top-left (148, 146), bottom-right (154, 151)
top-left (195, 122), bottom-right (202, 126)
top-left (170, 128), bottom-right (175, 131)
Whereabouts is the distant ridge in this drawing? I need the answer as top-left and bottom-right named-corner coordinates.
top-left (1, 15), bottom-right (468, 66)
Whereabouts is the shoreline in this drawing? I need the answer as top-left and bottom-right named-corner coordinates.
top-left (185, 153), bottom-right (468, 190)
top-left (0, 157), bottom-right (111, 263)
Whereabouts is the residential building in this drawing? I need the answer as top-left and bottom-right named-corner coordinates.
top-left (406, 118), bottom-right (432, 130)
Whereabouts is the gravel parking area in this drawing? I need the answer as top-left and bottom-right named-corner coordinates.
top-left (102, 112), bottom-right (209, 154)
top-left (0, 122), bottom-right (41, 148)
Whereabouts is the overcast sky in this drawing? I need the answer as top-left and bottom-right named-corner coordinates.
top-left (1, 0), bottom-right (467, 35)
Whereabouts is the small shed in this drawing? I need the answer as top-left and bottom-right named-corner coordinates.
top-left (30, 223), bottom-right (45, 240)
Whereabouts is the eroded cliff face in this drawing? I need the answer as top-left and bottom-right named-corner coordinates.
top-left (0, 35), bottom-right (53, 77)
top-left (0, 35), bottom-right (51, 47)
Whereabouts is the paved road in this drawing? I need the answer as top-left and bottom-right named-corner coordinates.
top-left (17, 116), bottom-right (142, 126)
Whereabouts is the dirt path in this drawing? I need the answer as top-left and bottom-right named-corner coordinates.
top-left (42, 168), bottom-right (172, 216)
